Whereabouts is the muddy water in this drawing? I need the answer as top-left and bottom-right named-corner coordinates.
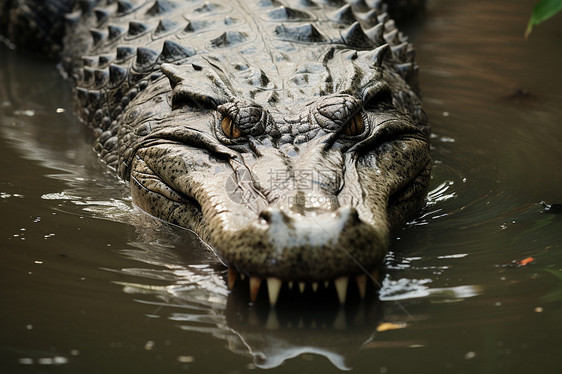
top-left (1, 0), bottom-right (561, 373)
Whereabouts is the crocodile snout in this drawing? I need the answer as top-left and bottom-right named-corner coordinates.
top-left (223, 205), bottom-right (388, 305)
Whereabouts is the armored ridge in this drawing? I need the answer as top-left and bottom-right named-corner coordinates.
top-left (63, 0), bottom-right (427, 168)
top-left (2, 0), bottom-right (431, 305)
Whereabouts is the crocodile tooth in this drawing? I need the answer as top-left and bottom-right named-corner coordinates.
top-left (109, 64), bottom-right (127, 86)
top-left (240, 273), bottom-right (246, 281)
top-left (298, 282), bottom-right (306, 293)
top-left (249, 277), bottom-right (262, 302)
top-left (356, 274), bottom-right (367, 299)
top-left (341, 22), bottom-right (373, 48)
top-left (128, 21), bottom-right (149, 37)
top-left (334, 276), bottom-right (349, 304)
top-left (159, 40), bottom-right (195, 63)
top-left (108, 25), bottom-right (125, 41)
top-left (89, 29), bottom-right (106, 46)
top-left (365, 22), bottom-right (385, 45)
top-left (329, 4), bottom-right (356, 25)
top-left (312, 282), bottom-right (319, 292)
top-left (324, 280), bottom-right (329, 288)
top-left (117, 0), bottom-right (134, 15)
top-left (288, 281), bottom-right (294, 290)
top-left (135, 47), bottom-right (159, 70)
top-left (146, 0), bottom-right (176, 16)
top-left (267, 277), bottom-right (282, 306)
top-left (227, 268), bottom-right (237, 290)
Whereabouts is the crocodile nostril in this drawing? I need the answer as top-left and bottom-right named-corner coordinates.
top-left (258, 208), bottom-right (291, 225)
top-left (258, 209), bottom-right (272, 224)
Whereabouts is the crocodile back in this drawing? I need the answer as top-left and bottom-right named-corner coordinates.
top-left (63, 1), bottom-right (426, 168)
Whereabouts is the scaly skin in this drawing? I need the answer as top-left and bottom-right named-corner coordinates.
top-left (1, 0), bottom-right (431, 304)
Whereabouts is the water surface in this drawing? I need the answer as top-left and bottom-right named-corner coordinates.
top-left (1, 0), bottom-right (561, 373)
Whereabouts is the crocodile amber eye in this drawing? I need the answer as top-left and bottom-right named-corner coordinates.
top-left (221, 116), bottom-right (241, 139)
top-left (344, 114), bottom-right (365, 136)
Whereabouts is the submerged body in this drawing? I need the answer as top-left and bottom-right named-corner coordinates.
top-left (1, 0), bottom-right (431, 304)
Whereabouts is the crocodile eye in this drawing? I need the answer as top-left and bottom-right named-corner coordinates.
top-left (221, 116), bottom-right (242, 139)
top-left (343, 114), bottom-right (365, 136)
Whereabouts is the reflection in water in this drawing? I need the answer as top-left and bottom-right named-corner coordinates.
top-left (107, 223), bottom-right (382, 370)
top-left (100, 213), bottom-right (483, 370)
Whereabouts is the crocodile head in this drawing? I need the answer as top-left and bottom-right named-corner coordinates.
top-left (117, 45), bottom-right (430, 304)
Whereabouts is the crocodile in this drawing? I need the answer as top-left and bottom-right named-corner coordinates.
top-left (1, 0), bottom-right (431, 305)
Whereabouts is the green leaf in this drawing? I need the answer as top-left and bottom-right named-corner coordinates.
top-left (545, 268), bottom-right (562, 281)
top-left (542, 289), bottom-right (562, 303)
top-left (526, 0), bottom-right (562, 38)
top-left (541, 269), bottom-right (562, 303)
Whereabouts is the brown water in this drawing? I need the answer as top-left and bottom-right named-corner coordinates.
top-left (1, 1), bottom-right (561, 373)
